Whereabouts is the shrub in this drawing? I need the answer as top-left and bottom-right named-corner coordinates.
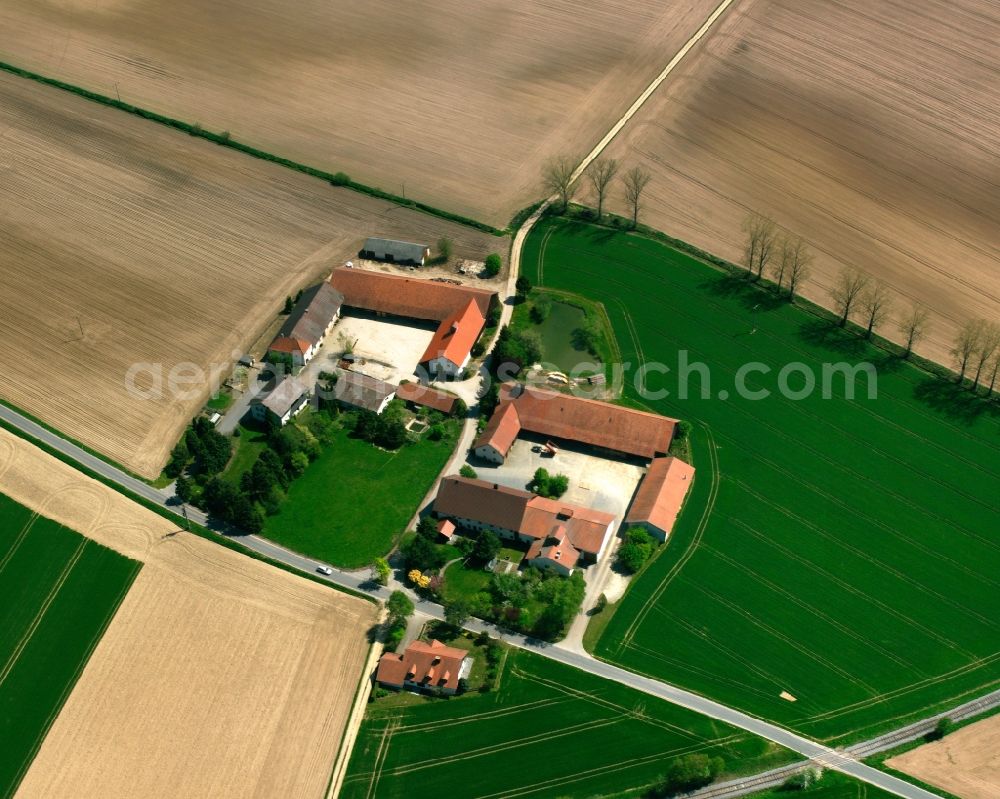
top-left (471, 341), bottom-right (486, 358)
top-left (515, 275), bottom-right (532, 296)
top-left (330, 171), bottom-right (351, 186)
top-left (460, 464), bottom-right (478, 479)
top-left (658, 754), bottom-right (724, 795)
top-left (616, 527), bottom-right (655, 573)
top-left (484, 252), bottom-right (502, 277)
top-left (530, 294), bottom-right (553, 323)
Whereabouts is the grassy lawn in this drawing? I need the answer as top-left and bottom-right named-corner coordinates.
top-left (264, 418), bottom-right (461, 568)
top-left (0, 494), bottom-right (140, 797)
top-left (524, 218), bottom-right (1000, 745)
top-left (205, 390), bottom-right (234, 413)
top-left (342, 646), bottom-right (794, 799)
top-left (442, 559), bottom-right (491, 604)
top-left (221, 421), bottom-right (269, 485)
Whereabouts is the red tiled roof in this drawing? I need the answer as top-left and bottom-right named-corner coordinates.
top-left (329, 267), bottom-right (495, 320)
top-left (395, 382), bottom-right (457, 414)
top-left (268, 336), bottom-right (311, 355)
top-left (434, 476), bottom-right (614, 557)
top-left (495, 383), bottom-right (676, 459)
top-left (419, 298), bottom-right (485, 368)
top-left (377, 639), bottom-right (468, 692)
top-left (625, 456), bottom-right (695, 536)
top-left (436, 519), bottom-right (456, 542)
top-left (526, 524), bottom-right (581, 570)
top-left (474, 401), bottom-right (520, 456)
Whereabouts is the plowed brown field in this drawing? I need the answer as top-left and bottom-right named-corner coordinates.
top-left (601, 0), bottom-right (1000, 365)
top-left (0, 0), bottom-right (720, 225)
top-left (0, 427), bottom-right (377, 799)
top-left (886, 714), bottom-right (1000, 799)
top-left (0, 72), bottom-right (497, 477)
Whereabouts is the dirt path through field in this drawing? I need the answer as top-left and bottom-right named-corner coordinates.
top-left (0, 427), bottom-right (377, 799)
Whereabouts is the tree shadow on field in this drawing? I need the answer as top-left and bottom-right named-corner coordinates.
top-left (798, 318), bottom-right (868, 358)
top-left (912, 376), bottom-right (997, 424)
top-left (870, 352), bottom-right (906, 375)
top-left (702, 274), bottom-right (784, 314)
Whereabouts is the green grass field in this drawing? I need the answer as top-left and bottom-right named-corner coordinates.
top-left (341, 647), bottom-right (792, 799)
top-left (0, 494), bottom-right (140, 798)
top-left (264, 419), bottom-right (461, 568)
top-left (748, 772), bottom-right (896, 799)
top-left (523, 218), bottom-right (1000, 744)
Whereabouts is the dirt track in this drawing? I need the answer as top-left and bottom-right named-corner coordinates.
top-left (0, 0), bottom-right (720, 226)
top-left (0, 72), bottom-right (498, 477)
top-left (886, 714), bottom-right (1000, 799)
top-left (0, 428), bottom-right (377, 799)
top-left (601, 0), bottom-right (1000, 365)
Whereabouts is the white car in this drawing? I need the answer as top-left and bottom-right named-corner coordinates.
top-left (316, 565), bottom-right (333, 576)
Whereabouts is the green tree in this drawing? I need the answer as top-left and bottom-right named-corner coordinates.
top-left (484, 252), bottom-right (502, 277)
top-left (515, 275), bottom-right (532, 296)
top-left (416, 515), bottom-right (440, 541)
top-left (530, 294), bottom-right (553, 323)
top-left (474, 529), bottom-right (502, 564)
top-left (444, 599), bottom-right (471, 630)
top-left (402, 534), bottom-right (446, 572)
top-left (660, 754), bottom-right (723, 794)
top-left (460, 464), bottom-right (478, 479)
top-left (288, 450), bottom-right (310, 477)
top-left (165, 437), bottom-right (190, 478)
top-left (386, 590), bottom-right (415, 623)
top-left (174, 474), bottom-right (193, 503)
top-left (371, 557), bottom-right (391, 586)
top-left (283, 295), bottom-right (294, 314)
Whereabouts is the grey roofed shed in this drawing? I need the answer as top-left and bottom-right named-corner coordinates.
top-left (360, 237), bottom-right (430, 266)
top-left (276, 282), bottom-right (344, 346)
top-left (330, 371), bottom-right (396, 413)
top-left (262, 376), bottom-right (309, 419)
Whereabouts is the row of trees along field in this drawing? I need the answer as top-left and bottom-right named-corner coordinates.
top-left (743, 210), bottom-right (999, 395)
top-left (542, 156), bottom-right (653, 228)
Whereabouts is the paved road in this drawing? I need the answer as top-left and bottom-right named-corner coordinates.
top-left (0, 1), bottom-right (954, 792)
top-left (0, 401), bottom-right (951, 798)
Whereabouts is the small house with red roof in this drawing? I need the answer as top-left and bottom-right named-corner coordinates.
top-left (376, 639), bottom-right (472, 695)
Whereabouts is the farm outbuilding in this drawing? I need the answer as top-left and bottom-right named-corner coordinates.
top-left (250, 376), bottom-right (309, 427)
top-left (625, 456), bottom-right (695, 541)
top-left (360, 237), bottom-right (431, 266)
top-left (330, 371), bottom-right (396, 414)
top-left (267, 282), bottom-right (344, 367)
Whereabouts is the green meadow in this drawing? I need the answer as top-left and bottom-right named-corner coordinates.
top-left (342, 647), bottom-right (792, 799)
top-left (0, 494), bottom-right (140, 797)
top-left (523, 218), bottom-right (1000, 744)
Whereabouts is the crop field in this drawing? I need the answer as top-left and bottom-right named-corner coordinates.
top-left (0, 428), bottom-right (378, 799)
top-left (0, 495), bottom-right (139, 798)
top-left (601, 0), bottom-right (1000, 365)
top-left (264, 417), bottom-right (461, 568)
top-left (0, 0), bottom-right (722, 226)
top-left (341, 647), bottom-right (792, 799)
top-left (885, 713), bottom-right (1000, 799)
top-left (524, 218), bottom-right (1000, 744)
top-left (0, 72), bottom-right (498, 479)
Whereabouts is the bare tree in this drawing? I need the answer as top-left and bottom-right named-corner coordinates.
top-left (742, 213), bottom-right (777, 281)
top-left (773, 235), bottom-right (811, 298)
top-left (622, 166), bottom-right (652, 228)
top-left (859, 281), bottom-right (892, 339)
top-left (985, 352), bottom-right (1000, 397)
top-left (542, 156), bottom-right (578, 212)
top-left (951, 319), bottom-right (985, 384)
top-left (785, 239), bottom-right (813, 302)
top-left (587, 158), bottom-right (619, 219)
top-left (971, 321), bottom-right (1000, 392)
top-left (897, 303), bottom-right (931, 358)
top-left (830, 267), bottom-right (870, 328)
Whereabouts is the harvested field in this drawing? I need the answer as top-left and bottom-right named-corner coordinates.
top-left (886, 714), bottom-right (1000, 799)
top-left (601, 0), bottom-right (1000, 365)
top-left (0, 72), bottom-right (498, 478)
top-left (0, 428), bottom-right (378, 799)
top-left (0, 0), bottom-right (720, 225)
